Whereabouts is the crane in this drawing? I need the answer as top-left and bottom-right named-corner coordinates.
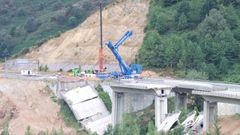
top-left (106, 31), bottom-right (142, 78)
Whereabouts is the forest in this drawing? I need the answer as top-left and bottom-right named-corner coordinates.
top-left (0, 0), bottom-right (111, 60)
top-left (138, 0), bottom-right (240, 82)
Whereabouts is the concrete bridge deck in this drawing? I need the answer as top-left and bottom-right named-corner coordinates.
top-left (110, 79), bottom-right (240, 132)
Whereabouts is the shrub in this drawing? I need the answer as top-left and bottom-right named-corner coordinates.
top-left (24, 17), bottom-right (41, 33)
top-left (24, 126), bottom-right (33, 135)
top-left (67, 16), bottom-right (78, 27)
top-left (185, 70), bottom-right (209, 80)
top-left (96, 84), bottom-right (112, 112)
top-left (58, 99), bottom-right (81, 130)
top-left (163, 0), bottom-right (179, 7)
top-left (1, 124), bottom-right (9, 135)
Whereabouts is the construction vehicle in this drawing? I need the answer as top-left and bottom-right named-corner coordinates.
top-left (105, 30), bottom-right (142, 79)
top-left (71, 68), bottom-right (80, 76)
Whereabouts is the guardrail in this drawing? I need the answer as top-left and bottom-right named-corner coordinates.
top-left (192, 90), bottom-right (240, 100)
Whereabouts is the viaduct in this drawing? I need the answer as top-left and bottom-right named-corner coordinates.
top-left (109, 79), bottom-right (240, 131)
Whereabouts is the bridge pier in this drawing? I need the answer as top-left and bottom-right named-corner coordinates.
top-left (175, 92), bottom-right (188, 111)
top-left (112, 92), bottom-right (125, 126)
top-left (203, 101), bottom-right (218, 131)
top-left (155, 96), bottom-right (168, 130)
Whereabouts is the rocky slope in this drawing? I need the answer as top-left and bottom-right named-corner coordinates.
top-left (24, 0), bottom-right (148, 67)
top-left (0, 78), bottom-right (76, 134)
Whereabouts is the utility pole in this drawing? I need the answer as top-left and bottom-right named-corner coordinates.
top-left (98, 1), bottom-right (104, 72)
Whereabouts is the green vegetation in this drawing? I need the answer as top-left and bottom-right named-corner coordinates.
top-left (232, 113), bottom-right (240, 119)
top-left (37, 128), bottom-right (64, 135)
top-left (57, 99), bottom-right (82, 132)
top-left (104, 113), bottom-right (185, 135)
top-left (1, 124), bottom-right (65, 135)
top-left (1, 124), bottom-right (9, 135)
top-left (167, 97), bottom-right (175, 113)
top-left (138, 0), bottom-right (240, 82)
top-left (95, 84), bottom-right (112, 112)
top-left (0, 0), bottom-right (112, 60)
top-left (24, 126), bottom-right (33, 135)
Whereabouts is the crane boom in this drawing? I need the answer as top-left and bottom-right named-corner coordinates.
top-left (106, 31), bottom-right (133, 75)
top-left (114, 31), bottom-right (133, 49)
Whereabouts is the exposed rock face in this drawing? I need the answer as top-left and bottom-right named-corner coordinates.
top-left (25, 0), bottom-right (148, 66)
top-left (0, 79), bottom-right (75, 135)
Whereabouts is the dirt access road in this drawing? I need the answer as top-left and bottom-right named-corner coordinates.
top-left (0, 78), bottom-right (75, 135)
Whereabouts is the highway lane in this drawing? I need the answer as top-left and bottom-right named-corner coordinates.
top-left (0, 72), bottom-right (57, 81)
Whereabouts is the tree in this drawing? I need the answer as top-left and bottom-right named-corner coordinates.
top-left (224, 63), bottom-right (240, 83)
top-left (219, 57), bottom-right (229, 74)
top-left (0, 30), bottom-right (15, 58)
top-left (163, 0), bottom-right (178, 7)
top-left (175, 1), bottom-right (190, 24)
top-left (164, 35), bottom-right (184, 68)
top-left (177, 13), bottom-right (188, 30)
top-left (185, 70), bottom-right (208, 80)
top-left (24, 17), bottom-right (41, 33)
top-left (146, 121), bottom-right (158, 135)
top-left (114, 113), bottom-right (140, 135)
top-left (197, 9), bottom-right (239, 72)
top-left (233, 27), bottom-right (240, 41)
top-left (198, 9), bottom-right (228, 37)
top-left (138, 31), bottom-right (165, 68)
top-left (104, 125), bottom-right (113, 135)
top-left (205, 63), bottom-right (218, 80)
top-left (221, 5), bottom-right (239, 30)
top-left (67, 16), bottom-right (78, 27)
top-left (200, 0), bottom-right (218, 19)
top-left (44, 65), bottom-right (49, 72)
top-left (222, 0), bottom-right (240, 8)
top-left (155, 16), bottom-right (170, 34)
top-left (182, 42), bottom-right (205, 70)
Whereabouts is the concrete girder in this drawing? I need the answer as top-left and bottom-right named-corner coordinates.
top-left (203, 96), bottom-right (240, 105)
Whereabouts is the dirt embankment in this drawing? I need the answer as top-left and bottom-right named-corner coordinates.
top-left (0, 78), bottom-right (75, 135)
top-left (217, 115), bottom-right (240, 135)
top-left (24, 0), bottom-right (148, 66)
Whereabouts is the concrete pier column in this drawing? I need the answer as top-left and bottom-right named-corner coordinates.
top-left (203, 101), bottom-right (218, 131)
top-left (175, 92), bottom-right (188, 111)
top-left (112, 92), bottom-right (125, 126)
top-left (155, 96), bottom-right (168, 130)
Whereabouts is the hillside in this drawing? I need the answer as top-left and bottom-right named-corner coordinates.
top-left (0, 78), bottom-right (76, 134)
top-left (24, 0), bottom-right (148, 66)
top-left (0, 0), bottom-right (111, 60)
top-left (138, 0), bottom-right (240, 82)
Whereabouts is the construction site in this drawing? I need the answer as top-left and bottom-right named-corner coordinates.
top-left (0, 0), bottom-right (240, 135)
